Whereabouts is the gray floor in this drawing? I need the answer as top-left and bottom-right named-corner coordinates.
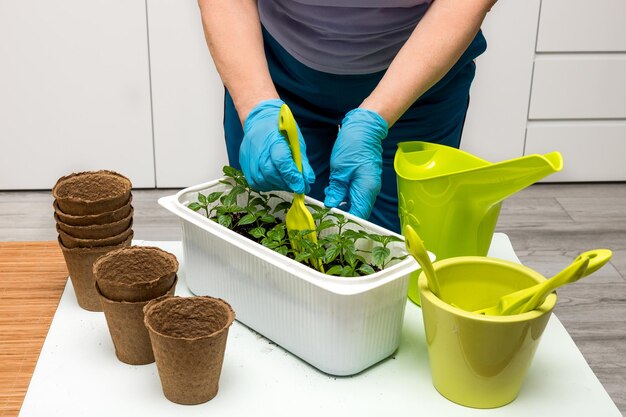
top-left (1, 183), bottom-right (625, 414)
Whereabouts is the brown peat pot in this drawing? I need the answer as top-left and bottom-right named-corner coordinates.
top-left (55, 208), bottom-right (133, 240)
top-left (58, 235), bottom-right (133, 311)
top-left (96, 277), bottom-right (178, 365)
top-left (52, 170), bottom-right (132, 215)
top-left (57, 224), bottom-right (133, 249)
top-left (143, 296), bottom-right (235, 405)
top-left (53, 196), bottom-right (132, 226)
top-left (93, 246), bottom-right (178, 303)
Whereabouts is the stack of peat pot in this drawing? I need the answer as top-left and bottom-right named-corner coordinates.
top-left (53, 170), bottom-right (134, 311)
top-left (53, 170), bottom-right (235, 405)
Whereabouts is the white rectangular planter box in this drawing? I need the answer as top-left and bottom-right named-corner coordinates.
top-left (159, 178), bottom-right (422, 376)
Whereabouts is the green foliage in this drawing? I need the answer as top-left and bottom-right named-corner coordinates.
top-left (186, 166), bottom-right (406, 277)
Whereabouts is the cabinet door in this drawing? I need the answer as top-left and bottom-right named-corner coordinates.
top-left (460, 0), bottom-right (541, 162)
top-left (537, 0), bottom-right (626, 52)
top-left (147, 0), bottom-right (228, 188)
top-left (0, 0), bottom-right (155, 189)
top-left (526, 122), bottom-right (626, 182)
top-left (529, 56), bottom-right (626, 120)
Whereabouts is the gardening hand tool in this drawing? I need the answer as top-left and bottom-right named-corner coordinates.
top-left (403, 224), bottom-right (441, 297)
top-left (324, 108), bottom-right (388, 219)
top-left (279, 104), bottom-right (323, 273)
top-left (473, 249), bottom-right (612, 316)
top-left (239, 99), bottom-right (315, 194)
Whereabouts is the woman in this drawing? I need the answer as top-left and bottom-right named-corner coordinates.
top-left (198, 0), bottom-right (495, 233)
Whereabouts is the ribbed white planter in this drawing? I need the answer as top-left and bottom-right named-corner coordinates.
top-left (159, 178), bottom-right (425, 376)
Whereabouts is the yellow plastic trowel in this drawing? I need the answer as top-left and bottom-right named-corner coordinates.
top-left (473, 249), bottom-right (612, 316)
top-left (278, 104), bottom-right (323, 273)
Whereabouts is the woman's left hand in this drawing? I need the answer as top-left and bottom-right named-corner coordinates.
top-left (324, 108), bottom-right (388, 219)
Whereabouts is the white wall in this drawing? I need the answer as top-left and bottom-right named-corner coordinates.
top-left (1, 0), bottom-right (624, 189)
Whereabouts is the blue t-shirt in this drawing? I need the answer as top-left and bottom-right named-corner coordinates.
top-left (258, 0), bottom-right (433, 75)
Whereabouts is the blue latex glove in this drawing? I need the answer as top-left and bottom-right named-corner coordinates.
top-left (240, 99), bottom-right (315, 194)
top-left (324, 108), bottom-right (388, 219)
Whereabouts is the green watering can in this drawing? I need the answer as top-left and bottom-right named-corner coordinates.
top-left (395, 142), bottom-right (563, 305)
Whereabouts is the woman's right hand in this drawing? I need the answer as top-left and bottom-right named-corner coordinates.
top-left (239, 99), bottom-right (316, 194)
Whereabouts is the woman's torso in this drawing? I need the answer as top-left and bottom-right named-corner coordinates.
top-left (258, 0), bottom-right (433, 75)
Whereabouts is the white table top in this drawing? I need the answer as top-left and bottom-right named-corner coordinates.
top-left (19, 234), bottom-right (621, 416)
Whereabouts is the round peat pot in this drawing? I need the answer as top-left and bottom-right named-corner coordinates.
top-left (57, 235), bottom-right (133, 311)
top-left (144, 296), bottom-right (235, 405)
top-left (93, 246), bottom-right (178, 302)
top-left (55, 208), bottom-right (133, 239)
top-left (418, 257), bottom-right (557, 409)
top-left (57, 224), bottom-right (133, 249)
top-left (53, 197), bottom-right (133, 226)
top-left (96, 277), bottom-right (178, 365)
top-left (52, 170), bottom-right (132, 215)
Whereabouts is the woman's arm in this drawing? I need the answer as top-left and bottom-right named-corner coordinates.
top-left (198, 0), bottom-right (278, 124)
top-left (197, 0), bottom-right (315, 194)
top-left (360, 0), bottom-right (497, 126)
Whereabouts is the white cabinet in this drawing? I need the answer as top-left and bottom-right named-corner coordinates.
top-left (0, 0), bottom-right (155, 189)
top-left (537, 0), bottom-right (626, 52)
top-left (460, 0), bottom-right (541, 162)
top-left (524, 1), bottom-right (626, 181)
top-left (146, 0), bottom-right (228, 188)
top-left (463, 0), bottom-right (626, 182)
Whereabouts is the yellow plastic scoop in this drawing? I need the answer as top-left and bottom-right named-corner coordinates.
top-left (403, 224), bottom-right (441, 297)
top-left (473, 249), bottom-right (612, 316)
top-left (278, 104), bottom-right (323, 273)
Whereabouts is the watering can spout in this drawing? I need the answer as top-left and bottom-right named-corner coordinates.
top-left (475, 150), bottom-right (564, 203)
top-left (543, 152), bottom-right (564, 172)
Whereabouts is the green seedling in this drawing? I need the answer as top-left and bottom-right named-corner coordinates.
top-left (187, 166), bottom-right (407, 277)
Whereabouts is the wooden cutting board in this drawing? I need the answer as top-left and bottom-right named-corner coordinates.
top-left (0, 241), bottom-right (68, 417)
